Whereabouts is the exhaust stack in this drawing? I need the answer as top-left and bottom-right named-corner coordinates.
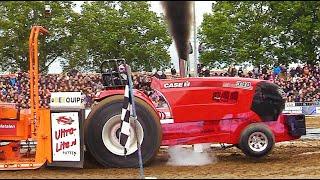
top-left (161, 1), bottom-right (193, 77)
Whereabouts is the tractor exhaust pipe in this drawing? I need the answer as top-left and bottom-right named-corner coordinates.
top-left (161, 1), bottom-right (192, 78)
top-left (179, 59), bottom-right (186, 78)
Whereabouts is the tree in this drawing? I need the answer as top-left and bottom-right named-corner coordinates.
top-left (269, 1), bottom-right (320, 65)
top-left (0, 1), bottom-right (78, 73)
top-left (199, 1), bottom-right (320, 68)
top-left (64, 1), bottom-right (172, 72)
top-left (198, 2), bottom-right (238, 68)
top-left (198, 1), bottom-right (276, 68)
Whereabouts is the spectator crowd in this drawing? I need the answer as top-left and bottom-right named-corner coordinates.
top-left (0, 72), bottom-right (104, 109)
top-left (203, 63), bottom-right (320, 103)
top-left (0, 63), bottom-right (319, 109)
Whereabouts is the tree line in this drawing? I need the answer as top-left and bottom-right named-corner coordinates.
top-left (199, 1), bottom-right (320, 69)
top-left (0, 1), bottom-right (172, 73)
top-left (1, 1), bottom-right (320, 74)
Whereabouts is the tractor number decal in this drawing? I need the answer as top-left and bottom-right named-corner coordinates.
top-left (236, 81), bottom-right (252, 89)
top-left (57, 116), bottom-right (74, 125)
top-left (164, 81), bottom-right (190, 88)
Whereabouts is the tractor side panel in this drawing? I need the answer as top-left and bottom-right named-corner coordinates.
top-left (161, 112), bottom-right (261, 146)
top-left (151, 78), bottom-right (257, 123)
top-left (228, 113), bottom-right (302, 144)
top-left (161, 112), bottom-right (301, 146)
top-left (160, 119), bottom-right (231, 146)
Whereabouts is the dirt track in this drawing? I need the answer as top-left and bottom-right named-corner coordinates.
top-left (1, 117), bottom-right (320, 179)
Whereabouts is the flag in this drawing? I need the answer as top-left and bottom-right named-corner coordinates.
top-left (119, 83), bottom-right (132, 155)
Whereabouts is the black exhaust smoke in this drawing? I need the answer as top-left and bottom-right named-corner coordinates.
top-left (161, 1), bottom-right (193, 61)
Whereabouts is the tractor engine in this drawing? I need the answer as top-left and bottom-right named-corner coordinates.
top-left (251, 81), bottom-right (286, 122)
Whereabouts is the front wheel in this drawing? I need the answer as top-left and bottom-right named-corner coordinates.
top-left (84, 95), bottom-right (162, 167)
top-left (238, 123), bottom-right (275, 158)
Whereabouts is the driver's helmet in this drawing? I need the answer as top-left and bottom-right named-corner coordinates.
top-left (118, 64), bottom-right (126, 73)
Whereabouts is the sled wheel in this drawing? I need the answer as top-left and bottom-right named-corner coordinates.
top-left (238, 123), bottom-right (275, 158)
top-left (84, 95), bottom-right (162, 167)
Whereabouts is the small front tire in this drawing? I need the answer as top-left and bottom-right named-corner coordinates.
top-left (238, 123), bottom-right (275, 158)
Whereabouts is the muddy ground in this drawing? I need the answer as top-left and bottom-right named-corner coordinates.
top-left (1, 117), bottom-right (320, 179)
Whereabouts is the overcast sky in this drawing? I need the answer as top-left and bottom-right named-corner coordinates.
top-left (49, 1), bottom-right (214, 73)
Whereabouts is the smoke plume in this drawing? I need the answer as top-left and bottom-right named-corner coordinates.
top-left (161, 1), bottom-right (193, 61)
top-left (166, 145), bottom-right (217, 166)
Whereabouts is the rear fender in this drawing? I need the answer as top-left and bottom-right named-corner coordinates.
top-left (229, 112), bottom-right (261, 144)
top-left (94, 89), bottom-right (159, 118)
top-left (230, 113), bottom-right (301, 144)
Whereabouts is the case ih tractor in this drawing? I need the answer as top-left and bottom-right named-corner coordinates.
top-left (0, 26), bottom-right (306, 170)
top-left (86, 61), bottom-right (307, 168)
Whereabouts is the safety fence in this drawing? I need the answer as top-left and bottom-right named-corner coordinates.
top-left (283, 102), bottom-right (320, 116)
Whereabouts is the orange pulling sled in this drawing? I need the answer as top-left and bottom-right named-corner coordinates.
top-left (0, 26), bottom-right (52, 170)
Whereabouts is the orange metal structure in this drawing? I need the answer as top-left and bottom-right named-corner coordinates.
top-left (0, 26), bottom-right (52, 170)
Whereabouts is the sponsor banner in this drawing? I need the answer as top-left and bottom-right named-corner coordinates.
top-left (283, 110), bottom-right (303, 114)
top-left (285, 102), bottom-right (296, 107)
top-left (284, 106), bottom-right (302, 111)
top-left (283, 106), bottom-right (302, 113)
top-left (0, 121), bottom-right (17, 136)
top-left (284, 105), bottom-right (320, 115)
top-left (283, 106), bottom-right (302, 114)
top-left (50, 92), bottom-right (85, 109)
top-left (302, 106), bottom-right (317, 115)
top-left (51, 112), bottom-right (81, 162)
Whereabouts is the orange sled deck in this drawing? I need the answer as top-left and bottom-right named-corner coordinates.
top-left (0, 106), bottom-right (52, 170)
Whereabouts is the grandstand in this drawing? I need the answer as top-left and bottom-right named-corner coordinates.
top-left (0, 63), bottom-right (319, 115)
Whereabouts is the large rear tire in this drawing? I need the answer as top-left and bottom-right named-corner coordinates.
top-left (84, 95), bottom-right (162, 168)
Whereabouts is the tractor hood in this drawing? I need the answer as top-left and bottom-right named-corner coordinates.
top-left (151, 76), bottom-right (285, 123)
top-left (150, 76), bottom-right (263, 91)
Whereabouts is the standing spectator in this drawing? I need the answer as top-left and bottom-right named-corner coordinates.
top-left (157, 70), bottom-right (167, 79)
top-left (10, 76), bottom-right (16, 87)
top-left (238, 67), bottom-right (244, 77)
top-left (204, 67), bottom-right (210, 77)
top-left (228, 64), bottom-right (237, 77)
top-left (273, 65), bottom-right (281, 78)
top-left (171, 65), bottom-right (177, 76)
top-left (262, 65), bottom-right (268, 75)
top-left (253, 66), bottom-right (260, 78)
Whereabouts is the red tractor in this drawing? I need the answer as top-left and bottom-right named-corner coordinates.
top-left (84, 59), bottom-right (306, 168)
top-left (0, 25), bottom-right (306, 170)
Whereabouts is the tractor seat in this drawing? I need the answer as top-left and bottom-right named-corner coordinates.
top-left (0, 103), bottom-right (19, 120)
